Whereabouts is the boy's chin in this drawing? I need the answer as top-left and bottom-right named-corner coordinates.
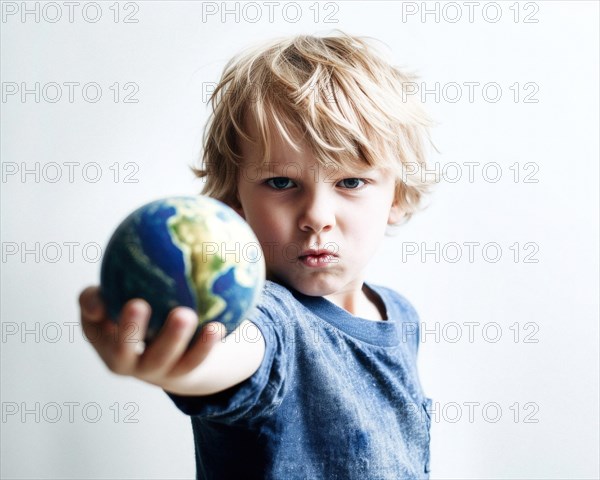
top-left (267, 272), bottom-right (343, 298)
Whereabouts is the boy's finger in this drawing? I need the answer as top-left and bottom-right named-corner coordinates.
top-left (136, 307), bottom-right (199, 377)
top-left (81, 317), bottom-right (119, 366)
top-left (169, 321), bottom-right (226, 377)
top-left (110, 299), bottom-right (151, 375)
top-left (79, 286), bottom-right (117, 358)
top-left (79, 286), bottom-right (104, 322)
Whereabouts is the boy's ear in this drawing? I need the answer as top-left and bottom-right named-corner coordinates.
top-left (387, 202), bottom-right (404, 225)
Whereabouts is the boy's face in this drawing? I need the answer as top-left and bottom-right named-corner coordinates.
top-left (233, 116), bottom-right (403, 298)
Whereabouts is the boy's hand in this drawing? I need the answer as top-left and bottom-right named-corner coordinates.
top-left (79, 286), bottom-right (255, 395)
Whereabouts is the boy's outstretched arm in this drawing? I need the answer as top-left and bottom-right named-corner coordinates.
top-left (78, 286), bottom-right (266, 396)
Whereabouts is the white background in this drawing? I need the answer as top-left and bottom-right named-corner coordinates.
top-left (1, 1), bottom-right (598, 478)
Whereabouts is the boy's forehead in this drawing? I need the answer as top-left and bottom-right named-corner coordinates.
top-left (238, 111), bottom-right (392, 177)
top-left (239, 111), bottom-right (306, 162)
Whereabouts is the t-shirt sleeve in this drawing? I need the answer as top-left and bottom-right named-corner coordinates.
top-left (163, 300), bottom-right (288, 425)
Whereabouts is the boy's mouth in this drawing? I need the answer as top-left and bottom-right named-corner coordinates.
top-left (299, 248), bottom-right (336, 257)
top-left (298, 249), bottom-right (337, 267)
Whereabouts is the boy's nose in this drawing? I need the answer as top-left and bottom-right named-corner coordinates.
top-left (298, 190), bottom-right (336, 233)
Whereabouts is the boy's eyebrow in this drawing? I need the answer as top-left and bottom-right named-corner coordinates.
top-left (245, 160), bottom-right (386, 178)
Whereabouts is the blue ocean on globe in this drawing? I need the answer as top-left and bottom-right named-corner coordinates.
top-left (100, 196), bottom-right (265, 343)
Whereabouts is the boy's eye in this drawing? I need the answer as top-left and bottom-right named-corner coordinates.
top-left (337, 178), bottom-right (365, 189)
top-left (266, 177), bottom-right (295, 190)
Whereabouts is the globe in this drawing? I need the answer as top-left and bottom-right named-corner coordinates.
top-left (100, 196), bottom-right (265, 345)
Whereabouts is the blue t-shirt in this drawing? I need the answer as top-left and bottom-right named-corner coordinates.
top-left (166, 280), bottom-right (432, 479)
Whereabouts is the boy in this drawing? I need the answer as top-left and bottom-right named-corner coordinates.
top-left (79, 32), bottom-right (434, 479)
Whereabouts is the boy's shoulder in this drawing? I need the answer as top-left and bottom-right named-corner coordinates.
top-left (247, 280), bottom-right (304, 328)
top-left (367, 282), bottom-right (422, 354)
top-left (254, 280), bottom-right (296, 311)
top-left (366, 282), bottom-right (421, 320)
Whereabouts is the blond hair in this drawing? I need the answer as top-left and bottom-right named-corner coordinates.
top-left (194, 30), bottom-right (436, 224)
